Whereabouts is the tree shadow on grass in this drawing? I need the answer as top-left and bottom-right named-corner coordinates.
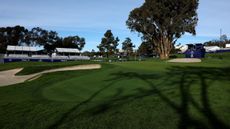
top-left (85, 66), bottom-right (230, 129)
top-left (48, 66), bottom-right (230, 129)
top-left (47, 78), bottom-right (122, 129)
top-left (165, 66), bottom-right (230, 129)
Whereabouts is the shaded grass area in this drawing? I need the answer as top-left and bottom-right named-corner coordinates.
top-left (49, 66), bottom-right (230, 129)
top-left (171, 52), bottom-right (230, 60)
top-left (206, 52), bottom-right (230, 59)
top-left (0, 53), bottom-right (230, 129)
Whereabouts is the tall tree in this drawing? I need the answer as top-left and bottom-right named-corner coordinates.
top-left (0, 25), bottom-right (28, 53)
top-left (62, 36), bottom-right (85, 51)
top-left (28, 27), bottom-right (61, 53)
top-left (219, 35), bottom-right (227, 48)
top-left (122, 37), bottom-right (135, 57)
top-left (138, 41), bottom-right (155, 57)
top-left (0, 28), bottom-right (8, 53)
top-left (28, 27), bottom-right (49, 46)
top-left (0, 26), bottom-right (86, 54)
top-left (44, 31), bottom-right (59, 53)
top-left (220, 34), bottom-right (228, 42)
top-left (204, 38), bottom-right (230, 48)
top-left (97, 30), bottom-right (119, 58)
top-left (126, 0), bottom-right (199, 59)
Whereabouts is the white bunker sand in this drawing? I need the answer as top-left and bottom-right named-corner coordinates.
top-left (0, 64), bottom-right (101, 87)
top-left (168, 58), bottom-right (202, 63)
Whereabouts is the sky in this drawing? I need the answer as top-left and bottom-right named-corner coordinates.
top-left (0, 0), bottom-right (230, 51)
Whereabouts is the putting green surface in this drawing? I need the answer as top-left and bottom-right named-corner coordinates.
top-left (0, 54), bottom-right (230, 129)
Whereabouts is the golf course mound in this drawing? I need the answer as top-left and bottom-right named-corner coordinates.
top-left (168, 58), bottom-right (202, 63)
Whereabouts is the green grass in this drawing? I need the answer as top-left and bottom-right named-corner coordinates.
top-left (0, 61), bottom-right (94, 75)
top-left (0, 53), bottom-right (230, 129)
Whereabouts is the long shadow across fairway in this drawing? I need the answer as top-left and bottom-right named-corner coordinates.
top-left (47, 79), bottom-right (122, 129)
top-left (48, 66), bottom-right (230, 129)
top-left (83, 66), bottom-right (230, 129)
top-left (164, 66), bottom-right (230, 129)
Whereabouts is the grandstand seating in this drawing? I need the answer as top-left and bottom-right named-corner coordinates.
top-left (5, 54), bottom-right (90, 60)
top-left (7, 54), bottom-right (29, 58)
top-left (52, 56), bottom-right (69, 60)
top-left (4, 45), bottom-right (90, 62)
top-left (32, 55), bottom-right (50, 59)
top-left (69, 56), bottom-right (90, 60)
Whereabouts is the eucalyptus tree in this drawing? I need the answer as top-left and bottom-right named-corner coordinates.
top-left (62, 36), bottom-right (85, 51)
top-left (122, 37), bottom-right (135, 57)
top-left (97, 30), bottom-right (119, 58)
top-left (127, 0), bottom-right (199, 59)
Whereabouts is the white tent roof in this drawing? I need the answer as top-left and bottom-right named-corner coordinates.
top-left (56, 48), bottom-right (80, 53)
top-left (7, 45), bottom-right (38, 52)
top-left (226, 44), bottom-right (230, 48)
top-left (204, 46), bottom-right (220, 52)
top-left (175, 45), bottom-right (188, 53)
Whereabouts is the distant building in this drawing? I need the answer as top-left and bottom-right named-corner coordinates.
top-left (204, 46), bottom-right (220, 53)
top-left (226, 44), bottom-right (230, 48)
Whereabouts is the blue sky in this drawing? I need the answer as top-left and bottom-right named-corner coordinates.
top-left (0, 0), bottom-right (230, 51)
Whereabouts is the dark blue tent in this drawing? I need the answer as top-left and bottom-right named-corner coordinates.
top-left (185, 44), bottom-right (205, 58)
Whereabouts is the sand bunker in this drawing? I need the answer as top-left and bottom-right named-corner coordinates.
top-left (168, 58), bottom-right (202, 63)
top-left (0, 64), bottom-right (101, 87)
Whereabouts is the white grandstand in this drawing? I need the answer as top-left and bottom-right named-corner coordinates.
top-left (3, 45), bottom-right (90, 62)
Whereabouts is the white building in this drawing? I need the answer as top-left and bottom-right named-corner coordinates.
top-left (226, 44), bottom-right (230, 48)
top-left (204, 46), bottom-right (220, 53)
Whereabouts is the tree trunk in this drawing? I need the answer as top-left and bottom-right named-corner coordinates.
top-left (159, 52), bottom-right (170, 60)
top-left (156, 37), bottom-right (172, 60)
top-left (106, 52), bottom-right (109, 58)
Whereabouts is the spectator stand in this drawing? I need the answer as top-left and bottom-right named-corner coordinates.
top-left (4, 45), bottom-right (44, 62)
top-left (3, 46), bottom-right (90, 63)
top-left (55, 48), bottom-right (90, 61)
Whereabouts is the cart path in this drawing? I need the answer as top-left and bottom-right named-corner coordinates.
top-left (0, 64), bottom-right (101, 87)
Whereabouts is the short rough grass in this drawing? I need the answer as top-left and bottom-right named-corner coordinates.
top-left (0, 61), bottom-right (93, 75)
top-left (0, 53), bottom-right (230, 129)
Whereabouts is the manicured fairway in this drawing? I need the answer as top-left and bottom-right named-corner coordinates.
top-left (0, 54), bottom-right (230, 129)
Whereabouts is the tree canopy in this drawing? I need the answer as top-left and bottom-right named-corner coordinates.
top-left (122, 37), bottom-right (135, 57)
top-left (138, 41), bottom-right (155, 57)
top-left (220, 34), bottom-right (228, 42)
top-left (0, 26), bottom-right (28, 52)
top-left (97, 30), bottom-right (119, 58)
top-left (0, 26), bottom-right (86, 53)
top-left (62, 36), bottom-right (85, 51)
top-left (204, 37), bottom-right (230, 48)
top-left (126, 0), bottom-right (199, 59)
